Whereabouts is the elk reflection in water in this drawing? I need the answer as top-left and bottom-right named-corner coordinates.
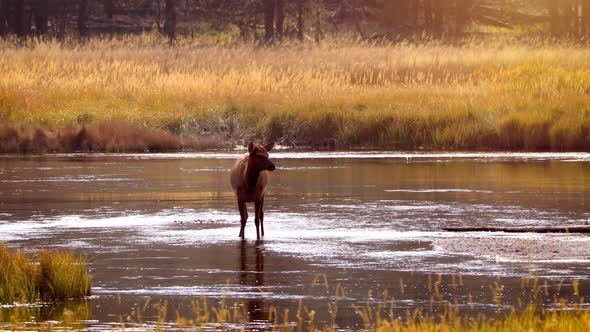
top-left (239, 240), bottom-right (269, 323)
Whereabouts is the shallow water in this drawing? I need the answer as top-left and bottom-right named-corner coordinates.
top-left (1, 152), bottom-right (590, 329)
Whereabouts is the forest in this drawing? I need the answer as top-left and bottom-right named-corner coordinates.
top-left (1, 1), bottom-right (590, 42)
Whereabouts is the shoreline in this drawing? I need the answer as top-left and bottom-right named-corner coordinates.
top-left (2, 121), bottom-right (590, 154)
top-left (3, 149), bottom-right (590, 156)
top-left (3, 120), bottom-right (590, 153)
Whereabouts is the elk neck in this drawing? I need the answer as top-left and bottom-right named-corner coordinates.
top-left (244, 156), bottom-right (261, 190)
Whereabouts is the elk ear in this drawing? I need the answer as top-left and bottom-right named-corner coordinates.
top-left (263, 142), bottom-right (275, 152)
top-left (248, 142), bottom-right (255, 154)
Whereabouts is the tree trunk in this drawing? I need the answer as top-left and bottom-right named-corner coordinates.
top-left (155, 0), bottom-right (161, 31)
top-left (0, 0), bottom-right (7, 36)
top-left (57, 2), bottom-right (67, 40)
top-left (412, 0), bottom-right (420, 32)
top-left (455, 0), bottom-right (471, 36)
top-left (548, 0), bottom-right (560, 35)
top-left (187, 0), bottom-right (194, 37)
top-left (104, 0), bottom-right (114, 19)
top-left (576, 0), bottom-right (582, 34)
top-left (424, 0), bottom-right (433, 32)
top-left (297, 0), bottom-right (304, 41)
top-left (583, 0), bottom-right (590, 35)
top-left (562, 0), bottom-right (575, 35)
top-left (433, 0), bottom-right (444, 36)
top-left (33, 0), bottom-right (49, 36)
top-left (314, 5), bottom-right (322, 44)
top-left (275, 0), bottom-right (284, 41)
top-left (263, 0), bottom-right (275, 44)
top-left (23, 6), bottom-right (33, 36)
top-left (14, 0), bottom-right (25, 37)
top-left (78, 0), bottom-right (89, 38)
top-left (164, 0), bottom-right (177, 40)
top-left (390, 0), bottom-right (410, 36)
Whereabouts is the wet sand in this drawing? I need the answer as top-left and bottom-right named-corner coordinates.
top-left (434, 234), bottom-right (590, 262)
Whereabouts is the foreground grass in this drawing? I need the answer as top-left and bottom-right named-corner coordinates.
top-left (0, 301), bottom-right (90, 331)
top-left (119, 283), bottom-right (590, 331)
top-left (1, 36), bottom-right (590, 151)
top-left (4, 301), bottom-right (590, 332)
top-left (1, 273), bottom-right (588, 331)
top-left (372, 307), bottom-right (590, 331)
top-left (151, 275), bottom-right (590, 331)
top-left (0, 245), bottom-right (91, 304)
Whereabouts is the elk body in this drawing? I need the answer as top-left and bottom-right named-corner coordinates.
top-left (230, 142), bottom-right (275, 239)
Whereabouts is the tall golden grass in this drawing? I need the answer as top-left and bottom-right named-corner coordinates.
top-left (1, 35), bottom-right (590, 151)
top-left (0, 245), bottom-right (38, 304)
top-left (38, 251), bottom-right (91, 301)
top-left (0, 244), bottom-right (91, 304)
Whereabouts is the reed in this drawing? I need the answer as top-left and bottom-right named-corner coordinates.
top-left (112, 274), bottom-right (590, 331)
top-left (0, 301), bottom-right (91, 330)
top-left (0, 244), bottom-right (91, 304)
top-left (2, 271), bottom-right (588, 331)
top-left (38, 250), bottom-right (91, 301)
top-left (0, 245), bottom-right (38, 304)
top-left (1, 36), bottom-right (590, 151)
top-left (151, 282), bottom-right (590, 332)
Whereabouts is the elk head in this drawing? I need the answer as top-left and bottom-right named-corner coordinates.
top-left (248, 142), bottom-right (276, 172)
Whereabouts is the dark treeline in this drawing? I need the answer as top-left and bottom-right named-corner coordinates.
top-left (0, 1), bottom-right (589, 42)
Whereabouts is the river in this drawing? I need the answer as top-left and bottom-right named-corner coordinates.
top-left (1, 152), bottom-right (589, 329)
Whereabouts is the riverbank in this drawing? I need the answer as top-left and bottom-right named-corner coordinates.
top-left (1, 37), bottom-right (590, 152)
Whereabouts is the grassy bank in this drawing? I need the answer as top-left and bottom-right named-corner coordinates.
top-left (0, 245), bottom-right (91, 304)
top-left (1, 36), bottom-right (590, 152)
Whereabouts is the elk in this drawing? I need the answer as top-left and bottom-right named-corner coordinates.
top-left (230, 142), bottom-right (275, 239)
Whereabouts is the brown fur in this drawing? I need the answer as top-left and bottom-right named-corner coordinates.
top-left (230, 142), bottom-right (275, 239)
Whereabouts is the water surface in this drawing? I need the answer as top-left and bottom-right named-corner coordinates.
top-left (1, 152), bottom-right (589, 329)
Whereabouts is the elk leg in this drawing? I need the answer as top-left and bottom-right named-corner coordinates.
top-left (260, 197), bottom-right (265, 237)
top-left (238, 200), bottom-right (247, 238)
top-left (254, 200), bottom-right (262, 240)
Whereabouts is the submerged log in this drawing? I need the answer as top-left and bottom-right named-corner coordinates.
top-left (444, 226), bottom-right (590, 233)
